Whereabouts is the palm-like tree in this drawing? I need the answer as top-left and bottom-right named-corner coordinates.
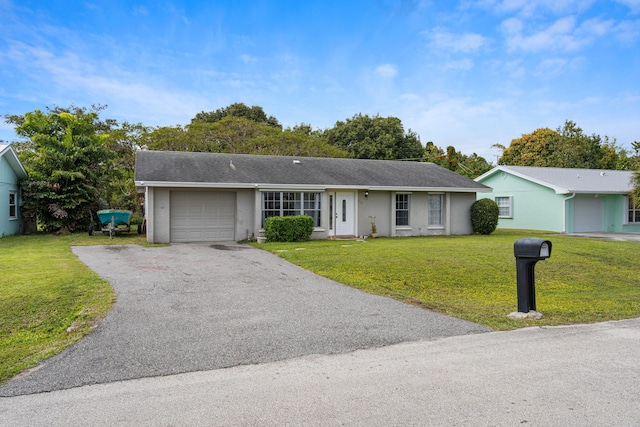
top-left (632, 171), bottom-right (640, 206)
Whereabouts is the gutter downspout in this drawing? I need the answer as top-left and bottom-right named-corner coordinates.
top-left (563, 193), bottom-right (576, 233)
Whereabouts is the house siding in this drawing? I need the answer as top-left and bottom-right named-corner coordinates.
top-left (621, 194), bottom-right (640, 233)
top-left (0, 154), bottom-right (21, 236)
top-left (477, 167), bottom-right (639, 234)
top-left (449, 193), bottom-right (476, 235)
top-left (144, 186), bottom-right (478, 243)
top-left (147, 187), bottom-right (256, 243)
top-left (477, 172), bottom-right (565, 232)
top-left (564, 194), bottom-right (640, 233)
top-left (357, 190), bottom-right (390, 237)
top-left (354, 190), bottom-right (474, 238)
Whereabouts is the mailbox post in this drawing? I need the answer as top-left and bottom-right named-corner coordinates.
top-left (513, 238), bottom-right (552, 313)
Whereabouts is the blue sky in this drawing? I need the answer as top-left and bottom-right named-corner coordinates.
top-left (1, 0), bottom-right (639, 161)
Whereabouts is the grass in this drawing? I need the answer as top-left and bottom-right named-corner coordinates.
top-left (0, 228), bottom-right (151, 385)
top-left (255, 230), bottom-right (640, 330)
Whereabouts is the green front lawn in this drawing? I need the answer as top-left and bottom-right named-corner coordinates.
top-left (0, 229), bottom-right (149, 385)
top-left (257, 230), bottom-right (640, 330)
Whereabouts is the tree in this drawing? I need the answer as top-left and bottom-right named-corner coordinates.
top-left (191, 102), bottom-right (281, 128)
top-left (103, 121), bottom-right (149, 211)
top-left (6, 106), bottom-right (115, 231)
top-left (495, 120), bottom-right (627, 169)
top-left (325, 113), bottom-right (423, 160)
top-left (287, 122), bottom-right (325, 137)
top-left (146, 116), bottom-right (347, 158)
top-left (243, 127), bottom-right (347, 157)
top-left (632, 171), bottom-right (640, 206)
top-left (423, 141), bottom-right (492, 178)
top-left (198, 116), bottom-right (270, 153)
top-left (144, 125), bottom-right (197, 152)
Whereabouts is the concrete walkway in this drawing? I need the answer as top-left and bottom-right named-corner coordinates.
top-left (1, 318), bottom-right (639, 426)
top-left (561, 232), bottom-right (640, 242)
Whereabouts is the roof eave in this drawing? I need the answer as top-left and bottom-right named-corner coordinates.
top-left (0, 146), bottom-right (28, 179)
top-left (478, 166), bottom-right (568, 193)
top-left (135, 181), bottom-right (492, 193)
top-left (560, 190), bottom-right (633, 195)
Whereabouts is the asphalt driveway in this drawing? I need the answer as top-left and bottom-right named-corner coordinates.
top-left (0, 243), bottom-right (488, 397)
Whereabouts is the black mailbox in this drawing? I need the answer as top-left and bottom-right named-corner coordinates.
top-left (513, 238), bottom-right (552, 313)
top-left (514, 238), bottom-right (552, 260)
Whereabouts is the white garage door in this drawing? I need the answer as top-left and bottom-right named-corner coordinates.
top-left (170, 191), bottom-right (235, 242)
top-left (573, 197), bottom-right (603, 232)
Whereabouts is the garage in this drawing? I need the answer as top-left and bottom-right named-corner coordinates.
top-left (573, 197), bottom-right (603, 232)
top-left (170, 191), bottom-right (236, 242)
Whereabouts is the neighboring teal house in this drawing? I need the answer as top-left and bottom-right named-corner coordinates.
top-left (475, 166), bottom-right (639, 234)
top-left (0, 144), bottom-right (28, 236)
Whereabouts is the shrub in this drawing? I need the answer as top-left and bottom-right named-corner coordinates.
top-left (264, 215), bottom-right (315, 242)
top-left (470, 198), bottom-right (499, 235)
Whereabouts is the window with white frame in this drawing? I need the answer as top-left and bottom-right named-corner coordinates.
top-left (395, 194), bottom-right (410, 226)
top-left (303, 192), bottom-right (322, 227)
top-left (629, 198), bottom-right (640, 223)
top-left (9, 192), bottom-right (17, 219)
top-left (495, 196), bottom-right (512, 218)
top-left (261, 191), bottom-right (322, 227)
top-left (328, 195), bottom-right (334, 230)
top-left (428, 194), bottom-right (444, 226)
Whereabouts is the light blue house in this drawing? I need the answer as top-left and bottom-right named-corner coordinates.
top-left (0, 144), bottom-right (28, 236)
top-left (475, 166), bottom-right (639, 234)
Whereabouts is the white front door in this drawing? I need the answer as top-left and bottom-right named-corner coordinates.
top-left (335, 192), bottom-right (355, 236)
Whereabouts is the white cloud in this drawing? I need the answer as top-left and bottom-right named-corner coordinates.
top-left (394, 94), bottom-right (517, 157)
top-left (375, 63), bottom-right (398, 78)
top-left (615, 19), bottom-right (640, 42)
top-left (3, 41), bottom-right (208, 126)
top-left (501, 16), bottom-right (614, 52)
top-left (533, 57), bottom-right (571, 77)
top-left (480, 0), bottom-right (596, 17)
top-left (577, 17), bottom-right (616, 38)
top-left (441, 58), bottom-right (475, 70)
top-left (501, 58), bottom-right (526, 79)
top-left (427, 30), bottom-right (490, 52)
top-left (615, 0), bottom-right (640, 13)
top-left (131, 6), bottom-right (148, 15)
top-left (239, 54), bottom-right (259, 64)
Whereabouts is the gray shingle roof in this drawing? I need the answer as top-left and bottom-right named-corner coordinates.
top-left (135, 151), bottom-right (490, 192)
top-left (476, 165), bottom-right (635, 194)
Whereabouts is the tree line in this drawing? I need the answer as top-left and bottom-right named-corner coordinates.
top-left (3, 103), bottom-right (639, 232)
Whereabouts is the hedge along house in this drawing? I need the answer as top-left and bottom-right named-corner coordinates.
top-left (0, 144), bottom-right (28, 237)
top-left (475, 166), bottom-right (639, 234)
top-left (134, 151), bottom-right (491, 243)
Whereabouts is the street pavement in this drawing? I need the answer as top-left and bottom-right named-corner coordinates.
top-left (1, 318), bottom-right (638, 426)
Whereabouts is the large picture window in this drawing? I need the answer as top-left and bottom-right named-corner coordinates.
top-left (395, 194), bottom-right (410, 226)
top-left (428, 194), bottom-right (444, 226)
top-left (495, 196), bottom-right (512, 218)
top-left (262, 191), bottom-right (322, 227)
top-left (8, 192), bottom-right (16, 219)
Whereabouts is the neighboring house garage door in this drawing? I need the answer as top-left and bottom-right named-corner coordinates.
top-left (573, 197), bottom-right (603, 232)
top-left (170, 191), bottom-right (235, 242)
